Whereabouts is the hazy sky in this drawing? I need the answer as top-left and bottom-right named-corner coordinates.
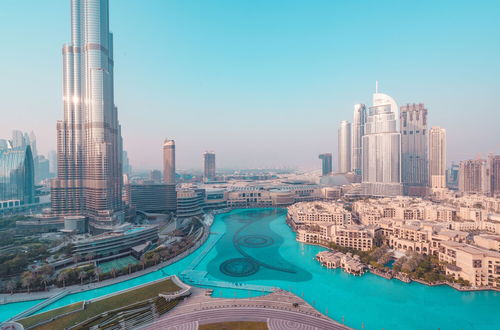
top-left (1, 0), bottom-right (499, 171)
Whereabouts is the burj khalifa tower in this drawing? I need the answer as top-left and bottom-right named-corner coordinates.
top-left (51, 0), bottom-right (124, 233)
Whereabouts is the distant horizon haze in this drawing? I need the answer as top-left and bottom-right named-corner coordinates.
top-left (1, 0), bottom-right (499, 171)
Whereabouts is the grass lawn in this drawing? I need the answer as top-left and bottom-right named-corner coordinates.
top-left (200, 322), bottom-right (268, 330)
top-left (18, 302), bottom-right (83, 328)
top-left (19, 278), bottom-right (180, 330)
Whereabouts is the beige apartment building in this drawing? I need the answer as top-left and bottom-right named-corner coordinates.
top-left (439, 241), bottom-right (500, 288)
top-left (332, 225), bottom-right (374, 251)
top-left (446, 194), bottom-right (500, 214)
top-left (474, 235), bottom-right (500, 252)
top-left (297, 223), bottom-right (374, 251)
top-left (353, 197), bottom-right (457, 226)
top-left (292, 199), bottom-right (500, 287)
top-left (288, 201), bottom-right (352, 226)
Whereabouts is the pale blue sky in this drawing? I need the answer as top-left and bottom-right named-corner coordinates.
top-left (1, 0), bottom-right (499, 170)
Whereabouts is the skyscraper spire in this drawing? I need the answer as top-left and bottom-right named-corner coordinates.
top-left (51, 0), bottom-right (124, 233)
top-left (375, 80), bottom-right (379, 93)
top-left (362, 89), bottom-right (403, 196)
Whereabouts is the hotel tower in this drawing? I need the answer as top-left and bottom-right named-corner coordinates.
top-left (51, 0), bottom-right (124, 232)
top-left (351, 104), bottom-right (366, 176)
top-left (428, 127), bottom-right (447, 189)
top-left (361, 85), bottom-right (403, 196)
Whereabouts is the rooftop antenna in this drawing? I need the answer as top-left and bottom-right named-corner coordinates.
top-left (375, 80), bottom-right (379, 93)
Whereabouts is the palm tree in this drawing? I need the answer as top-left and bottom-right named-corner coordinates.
top-left (153, 253), bottom-right (160, 265)
top-left (6, 280), bottom-right (16, 295)
top-left (57, 272), bottom-right (68, 288)
top-left (41, 274), bottom-right (50, 291)
top-left (21, 271), bottom-right (34, 294)
top-left (140, 256), bottom-right (146, 270)
top-left (94, 267), bottom-right (102, 282)
top-left (78, 271), bottom-right (87, 285)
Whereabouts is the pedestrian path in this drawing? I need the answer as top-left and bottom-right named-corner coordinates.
top-left (182, 232), bottom-right (223, 273)
top-left (8, 289), bottom-right (70, 321)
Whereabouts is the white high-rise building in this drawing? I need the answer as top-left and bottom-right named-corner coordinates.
top-left (51, 0), bottom-right (124, 232)
top-left (338, 120), bottom-right (351, 173)
top-left (351, 104), bottom-right (366, 176)
top-left (11, 130), bottom-right (27, 148)
top-left (429, 127), bottom-right (446, 188)
top-left (361, 86), bottom-right (403, 196)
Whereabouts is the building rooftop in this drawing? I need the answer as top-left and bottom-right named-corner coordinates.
top-left (76, 225), bottom-right (155, 243)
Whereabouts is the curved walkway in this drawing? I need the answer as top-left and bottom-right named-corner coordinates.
top-left (142, 307), bottom-right (347, 330)
top-left (139, 289), bottom-right (349, 330)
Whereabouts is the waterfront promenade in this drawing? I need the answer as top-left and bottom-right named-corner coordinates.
top-left (0, 224), bottom-right (210, 305)
top-left (140, 288), bottom-right (349, 330)
top-left (2, 208), bottom-right (499, 329)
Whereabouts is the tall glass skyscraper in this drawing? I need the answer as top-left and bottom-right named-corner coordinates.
top-left (203, 151), bottom-right (216, 182)
top-left (400, 103), bottom-right (428, 196)
top-left (351, 104), bottom-right (366, 176)
top-left (51, 0), bottom-right (123, 232)
top-left (0, 146), bottom-right (35, 207)
top-left (361, 89), bottom-right (403, 196)
top-left (318, 153), bottom-right (333, 176)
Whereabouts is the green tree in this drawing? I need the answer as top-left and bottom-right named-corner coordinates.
top-left (21, 271), bottom-right (34, 293)
top-left (57, 272), bottom-right (68, 288)
top-left (6, 280), bottom-right (17, 294)
top-left (40, 273), bottom-right (50, 291)
top-left (78, 271), bottom-right (87, 285)
top-left (94, 267), bottom-right (102, 282)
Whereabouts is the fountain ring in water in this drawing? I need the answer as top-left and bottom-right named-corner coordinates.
top-left (219, 258), bottom-right (260, 277)
top-left (236, 235), bottom-right (274, 248)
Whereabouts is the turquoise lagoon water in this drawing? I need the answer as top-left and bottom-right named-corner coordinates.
top-left (1, 208), bottom-right (499, 329)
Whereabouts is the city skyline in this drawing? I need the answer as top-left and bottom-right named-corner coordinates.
top-left (1, 0), bottom-right (499, 170)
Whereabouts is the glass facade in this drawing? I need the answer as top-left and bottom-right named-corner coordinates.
top-left (52, 0), bottom-right (124, 232)
top-left (0, 146), bottom-right (35, 206)
top-left (362, 92), bottom-right (403, 196)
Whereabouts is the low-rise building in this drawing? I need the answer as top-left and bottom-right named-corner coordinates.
top-left (73, 225), bottom-right (159, 259)
top-left (331, 225), bottom-right (373, 251)
top-left (474, 235), bottom-right (500, 253)
top-left (316, 250), bottom-right (366, 275)
top-left (288, 201), bottom-right (351, 226)
top-left (439, 241), bottom-right (500, 288)
top-left (16, 214), bottom-right (64, 234)
top-left (125, 183), bottom-right (176, 213)
top-left (297, 223), bottom-right (374, 251)
top-left (177, 189), bottom-right (203, 219)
